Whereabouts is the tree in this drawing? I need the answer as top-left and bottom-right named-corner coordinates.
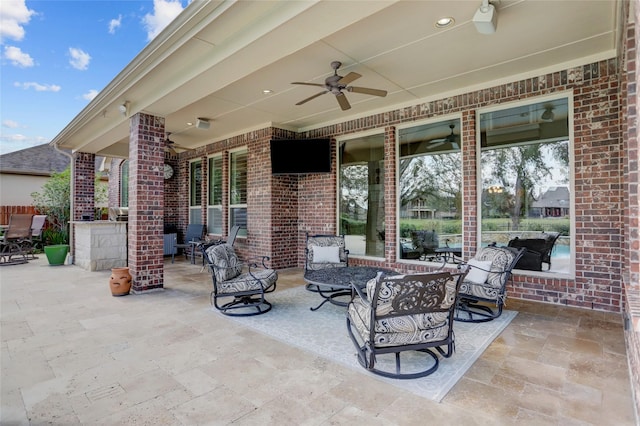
top-left (31, 167), bottom-right (109, 244)
top-left (31, 168), bottom-right (71, 244)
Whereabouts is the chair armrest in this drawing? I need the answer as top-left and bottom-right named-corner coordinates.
top-left (349, 281), bottom-right (369, 303)
top-left (245, 255), bottom-right (271, 270)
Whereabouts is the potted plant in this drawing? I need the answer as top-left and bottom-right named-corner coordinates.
top-left (31, 168), bottom-right (71, 265)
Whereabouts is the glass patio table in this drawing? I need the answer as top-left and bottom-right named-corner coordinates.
top-left (304, 265), bottom-right (396, 311)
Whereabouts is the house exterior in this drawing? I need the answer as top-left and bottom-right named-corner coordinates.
top-left (530, 186), bottom-right (570, 218)
top-left (47, 1), bottom-right (640, 415)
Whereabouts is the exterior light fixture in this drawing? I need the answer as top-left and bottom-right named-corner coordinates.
top-left (541, 106), bottom-right (554, 122)
top-left (473, 0), bottom-right (497, 34)
top-left (435, 17), bottom-right (454, 28)
top-left (118, 101), bottom-right (130, 117)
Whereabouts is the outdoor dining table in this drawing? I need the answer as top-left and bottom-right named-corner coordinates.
top-left (303, 265), bottom-right (396, 311)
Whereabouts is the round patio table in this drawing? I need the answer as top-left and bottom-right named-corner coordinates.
top-left (304, 266), bottom-right (396, 311)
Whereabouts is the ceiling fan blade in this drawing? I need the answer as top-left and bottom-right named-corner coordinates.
top-left (451, 142), bottom-right (460, 149)
top-left (338, 72), bottom-right (361, 86)
top-left (296, 91), bottom-right (328, 105)
top-left (165, 145), bottom-right (177, 155)
top-left (335, 92), bottom-right (351, 110)
top-left (348, 86), bottom-right (387, 97)
top-left (291, 82), bottom-right (325, 87)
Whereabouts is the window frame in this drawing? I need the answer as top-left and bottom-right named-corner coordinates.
top-left (336, 129), bottom-right (386, 260)
top-left (207, 154), bottom-right (223, 235)
top-left (476, 92), bottom-right (575, 278)
top-left (395, 114), bottom-right (463, 265)
top-left (189, 159), bottom-right (203, 225)
top-left (229, 148), bottom-right (247, 237)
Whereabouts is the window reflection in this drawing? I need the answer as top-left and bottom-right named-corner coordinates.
top-left (398, 118), bottom-right (462, 262)
top-left (339, 133), bottom-right (385, 257)
top-left (479, 97), bottom-right (571, 274)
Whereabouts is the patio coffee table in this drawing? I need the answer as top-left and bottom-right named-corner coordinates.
top-left (304, 266), bottom-right (396, 311)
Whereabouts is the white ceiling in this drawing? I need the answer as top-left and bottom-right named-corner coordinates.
top-left (52, 0), bottom-right (621, 158)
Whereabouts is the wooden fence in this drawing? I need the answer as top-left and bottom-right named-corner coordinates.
top-left (0, 206), bottom-right (37, 225)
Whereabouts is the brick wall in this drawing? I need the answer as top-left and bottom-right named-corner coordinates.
top-left (128, 113), bottom-right (165, 292)
top-left (624, 0), bottom-right (640, 418)
top-left (73, 153), bottom-right (95, 221)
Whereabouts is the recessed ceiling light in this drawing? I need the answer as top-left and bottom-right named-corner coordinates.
top-left (187, 122), bottom-right (193, 126)
top-left (435, 17), bottom-right (454, 28)
top-left (262, 89), bottom-right (273, 94)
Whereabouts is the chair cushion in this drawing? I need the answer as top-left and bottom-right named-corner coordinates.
top-left (466, 259), bottom-right (492, 284)
top-left (206, 244), bottom-right (242, 282)
top-left (459, 246), bottom-right (518, 301)
top-left (217, 269), bottom-right (278, 294)
top-left (312, 246), bottom-right (340, 263)
top-left (348, 297), bottom-right (451, 347)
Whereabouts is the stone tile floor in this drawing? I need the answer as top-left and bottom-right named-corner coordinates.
top-left (0, 256), bottom-right (636, 425)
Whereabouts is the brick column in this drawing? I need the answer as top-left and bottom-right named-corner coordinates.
top-left (73, 152), bottom-right (96, 220)
top-left (128, 112), bottom-right (165, 292)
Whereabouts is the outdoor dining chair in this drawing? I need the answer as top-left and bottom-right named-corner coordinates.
top-left (0, 214), bottom-right (35, 266)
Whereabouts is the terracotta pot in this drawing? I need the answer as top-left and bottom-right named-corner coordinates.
top-left (109, 267), bottom-right (132, 297)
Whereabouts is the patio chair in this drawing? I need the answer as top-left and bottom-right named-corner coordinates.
top-left (198, 225), bottom-right (241, 271)
top-left (202, 243), bottom-right (277, 316)
top-left (455, 245), bottom-right (525, 323)
top-left (346, 270), bottom-right (467, 379)
top-left (28, 215), bottom-right (47, 257)
top-left (409, 229), bottom-right (439, 261)
top-left (175, 224), bottom-right (205, 263)
top-left (0, 214), bottom-right (34, 266)
top-left (304, 233), bottom-right (349, 292)
top-left (508, 231), bottom-right (561, 271)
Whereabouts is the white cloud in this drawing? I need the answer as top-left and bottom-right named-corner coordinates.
top-left (0, 0), bottom-right (35, 43)
top-left (0, 135), bottom-right (50, 155)
top-left (3, 45), bottom-right (33, 67)
top-left (14, 81), bottom-right (61, 92)
top-left (68, 47), bottom-right (91, 70)
top-left (2, 119), bottom-right (19, 129)
top-left (83, 89), bottom-right (98, 101)
top-left (109, 15), bottom-right (122, 34)
top-left (143, 0), bottom-right (184, 41)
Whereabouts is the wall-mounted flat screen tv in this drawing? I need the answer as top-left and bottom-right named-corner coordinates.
top-left (270, 138), bottom-right (332, 174)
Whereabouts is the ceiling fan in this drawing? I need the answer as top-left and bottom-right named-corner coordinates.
top-left (164, 133), bottom-right (194, 155)
top-left (429, 124), bottom-right (459, 149)
top-left (292, 61), bottom-right (387, 111)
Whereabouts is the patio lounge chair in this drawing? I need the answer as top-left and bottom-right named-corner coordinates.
top-left (202, 243), bottom-right (277, 316)
top-left (0, 214), bottom-right (34, 266)
top-left (455, 245), bottom-right (525, 323)
top-left (28, 215), bottom-right (47, 257)
top-left (346, 270), bottom-right (467, 379)
top-left (507, 232), bottom-right (561, 271)
top-left (304, 233), bottom-right (349, 292)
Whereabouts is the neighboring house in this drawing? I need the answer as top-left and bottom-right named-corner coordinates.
top-left (0, 144), bottom-right (108, 223)
top-left (530, 186), bottom-right (570, 218)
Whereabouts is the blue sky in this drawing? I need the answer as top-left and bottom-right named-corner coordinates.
top-left (0, 0), bottom-right (188, 155)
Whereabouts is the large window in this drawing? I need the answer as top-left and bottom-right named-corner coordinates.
top-left (339, 133), bottom-right (384, 257)
top-left (207, 155), bottom-right (223, 234)
top-left (229, 150), bottom-right (247, 237)
top-left (398, 118), bottom-right (462, 262)
top-left (189, 160), bottom-right (202, 224)
top-left (479, 96), bottom-right (572, 274)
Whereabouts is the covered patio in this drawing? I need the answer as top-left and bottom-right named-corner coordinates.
top-left (47, 0), bottom-right (640, 417)
top-left (0, 257), bottom-right (634, 424)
